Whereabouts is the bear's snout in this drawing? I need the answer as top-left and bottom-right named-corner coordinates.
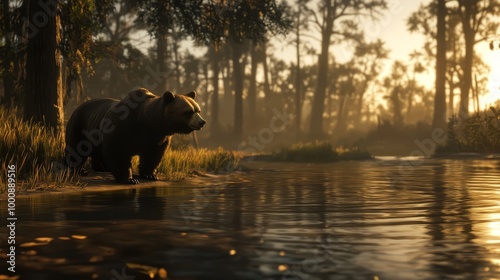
top-left (189, 113), bottom-right (206, 130)
top-left (199, 119), bottom-right (206, 127)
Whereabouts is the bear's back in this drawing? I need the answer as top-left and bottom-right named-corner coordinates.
top-left (125, 88), bottom-right (158, 104)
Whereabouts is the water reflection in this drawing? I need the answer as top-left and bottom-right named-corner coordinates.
top-left (1, 159), bottom-right (500, 279)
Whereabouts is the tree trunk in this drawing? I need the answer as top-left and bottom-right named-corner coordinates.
top-left (223, 61), bottom-right (232, 99)
top-left (458, 1), bottom-right (474, 120)
top-left (24, 0), bottom-right (64, 136)
top-left (248, 42), bottom-right (258, 119)
top-left (156, 32), bottom-right (168, 92)
top-left (309, 29), bottom-right (332, 139)
top-left (262, 42), bottom-right (271, 119)
top-left (406, 85), bottom-right (413, 120)
top-left (432, 0), bottom-right (447, 130)
top-left (354, 81), bottom-right (368, 127)
top-left (2, 0), bottom-right (14, 108)
top-left (231, 41), bottom-right (244, 140)
top-left (335, 94), bottom-right (348, 135)
top-left (393, 86), bottom-right (404, 127)
top-left (211, 46), bottom-right (221, 134)
top-left (172, 33), bottom-right (182, 91)
top-left (294, 12), bottom-right (303, 139)
top-left (309, 0), bottom-right (334, 139)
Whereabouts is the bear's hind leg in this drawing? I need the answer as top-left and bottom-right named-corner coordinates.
top-left (91, 152), bottom-right (107, 172)
top-left (64, 146), bottom-right (89, 176)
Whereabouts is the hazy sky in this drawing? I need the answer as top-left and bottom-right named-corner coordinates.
top-left (272, 1), bottom-right (430, 78)
top-left (132, 0), bottom-right (500, 109)
top-left (376, 1), bottom-right (428, 65)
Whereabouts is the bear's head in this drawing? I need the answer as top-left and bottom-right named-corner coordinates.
top-left (163, 91), bottom-right (206, 134)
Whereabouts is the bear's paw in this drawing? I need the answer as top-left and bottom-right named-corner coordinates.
top-left (116, 178), bottom-right (140, 185)
top-left (140, 174), bottom-right (158, 181)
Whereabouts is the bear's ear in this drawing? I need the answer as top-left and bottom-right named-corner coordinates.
top-left (163, 91), bottom-right (175, 105)
top-left (186, 91), bottom-right (196, 99)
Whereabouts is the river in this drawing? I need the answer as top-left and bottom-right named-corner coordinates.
top-left (1, 158), bottom-right (500, 279)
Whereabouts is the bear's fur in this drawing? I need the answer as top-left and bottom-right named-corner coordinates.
top-left (65, 88), bottom-right (206, 184)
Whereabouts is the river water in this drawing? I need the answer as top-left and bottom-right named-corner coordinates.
top-left (1, 158), bottom-right (500, 280)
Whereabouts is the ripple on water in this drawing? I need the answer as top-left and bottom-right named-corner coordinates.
top-left (1, 159), bottom-right (500, 279)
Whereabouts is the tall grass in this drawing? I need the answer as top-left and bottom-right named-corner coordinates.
top-left (130, 147), bottom-right (239, 181)
top-left (272, 141), bottom-right (372, 162)
top-left (159, 147), bottom-right (239, 181)
top-left (0, 108), bottom-right (79, 193)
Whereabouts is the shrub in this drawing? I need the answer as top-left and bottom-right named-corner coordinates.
top-left (437, 108), bottom-right (500, 154)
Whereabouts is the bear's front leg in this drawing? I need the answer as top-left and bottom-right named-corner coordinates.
top-left (106, 152), bottom-right (139, 184)
top-left (139, 143), bottom-right (168, 181)
top-left (113, 167), bottom-right (139, 184)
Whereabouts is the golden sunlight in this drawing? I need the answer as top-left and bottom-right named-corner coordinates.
top-left (481, 48), bottom-right (500, 109)
top-left (488, 213), bottom-right (500, 242)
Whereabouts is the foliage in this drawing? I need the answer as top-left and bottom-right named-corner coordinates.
top-left (437, 108), bottom-right (500, 154)
top-left (60, 0), bottom-right (115, 97)
top-left (440, 115), bottom-right (462, 153)
top-left (193, 0), bottom-right (292, 46)
top-left (136, 0), bottom-right (292, 46)
top-left (407, 0), bottom-right (499, 119)
top-left (272, 141), bottom-right (371, 162)
top-left (136, 0), bottom-right (188, 37)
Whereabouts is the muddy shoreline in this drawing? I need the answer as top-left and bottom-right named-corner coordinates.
top-left (1, 171), bottom-right (234, 199)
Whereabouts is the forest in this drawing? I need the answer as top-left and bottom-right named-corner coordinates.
top-left (1, 0), bottom-right (500, 154)
top-left (3, 2), bottom-right (500, 279)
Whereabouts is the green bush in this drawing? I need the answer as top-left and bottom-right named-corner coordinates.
top-left (437, 108), bottom-right (500, 154)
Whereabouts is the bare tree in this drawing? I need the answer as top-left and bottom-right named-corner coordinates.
top-left (454, 0), bottom-right (500, 118)
top-left (306, 0), bottom-right (387, 139)
top-left (433, 0), bottom-right (447, 130)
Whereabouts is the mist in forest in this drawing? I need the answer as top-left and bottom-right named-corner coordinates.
top-left (1, 0), bottom-right (500, 155)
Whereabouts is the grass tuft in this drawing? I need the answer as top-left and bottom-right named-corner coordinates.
top-left (130, 147), bottom-right (240, 181)
top-left (148, 147), bottom-right (239, 181)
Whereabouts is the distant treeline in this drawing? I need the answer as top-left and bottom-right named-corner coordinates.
top-left (1, 0), bottom-right (499, 149)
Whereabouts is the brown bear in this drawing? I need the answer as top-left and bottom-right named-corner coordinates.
top-left (65, 88), bottom-right (206, 184)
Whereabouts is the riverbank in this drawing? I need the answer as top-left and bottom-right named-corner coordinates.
top-left (0, 170), bottom-right (243, 199)
top-left (432, 152), bottom-right (500, 159)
